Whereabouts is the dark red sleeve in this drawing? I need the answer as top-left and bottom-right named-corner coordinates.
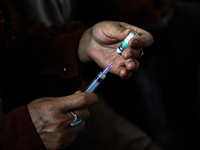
top-left (0, 0), bottom-right (87, 97)
top-left (0, 105), bottom-right (46, 150)
top-left (0, 0), bottom-right (86, 80)
top-left (29, 22), bottom-right (86, 79)
top-left (0, 0), bottom-right (87, 149)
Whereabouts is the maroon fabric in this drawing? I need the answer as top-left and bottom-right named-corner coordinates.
top-left (0, 105), bottom-right (46, 150)
top-left (0, 0), bottom-right (86, 149)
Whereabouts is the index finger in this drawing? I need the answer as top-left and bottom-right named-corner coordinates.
top-left (119, 22), bottom-right (154, 48)
top-left (57, 92), bottom-right (98, 112)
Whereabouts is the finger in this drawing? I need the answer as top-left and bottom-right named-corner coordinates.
top-left (74, 90), bottom-right (82, 94)
top-left (66, 107), bottom-right (90, 122)
top-left (69, 120), bottom-right (86, 133)
top-left (58, 92), bottom-right (98, 112)
top-left (133, 59), bottom-right (140, 71)
top-left (102, 22), bottom-right (133, 43)
top-left (65, 121), bottom-right (85, 143)
top-left (125, 59), bottom-right (139, 71)
top-left (122, 48), bottom-right (143, 59)
top-left (118, 60), bottom-right (139, 79)
top-left (119, 22), bottom-right (154, 48)
top-left (129, 35), bottom-right (153, 48)
top-left (119, 69), bottom-right (132, 79)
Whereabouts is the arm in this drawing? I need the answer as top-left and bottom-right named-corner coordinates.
top-left (0, 92), bottom-right (98, 150)
top-left (0, 0), bottom-right (86, 108)
top-left (0, 0), bottom-right (86, 80)
top-left (0, 1), bottom-right (154, 150)
top-left (0, 105), bottom-right (46, 150)
top-left (0, 0), bottom-right (87, 149)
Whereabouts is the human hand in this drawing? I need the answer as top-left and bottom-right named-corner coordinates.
top-left (27, 91), bottom-right (98, 150)
top-left (78, 21), bottom-right (153, 79)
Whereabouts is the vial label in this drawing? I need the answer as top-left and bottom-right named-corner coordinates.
top-left (121, 41), bottom-right (128, 49)
top-left (124, 32), bottom-right (134, 44)
top-left (116, 30), bottom-right (139, 55)
top-left (123, 31), bottom-right (138, 46)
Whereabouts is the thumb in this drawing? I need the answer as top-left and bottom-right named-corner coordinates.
top-left (106, 22), bottom-right (133, 41)
top-left (74, 90), bottom-right (82, 94)
top-left (58, 92), bottom-right (98, 112)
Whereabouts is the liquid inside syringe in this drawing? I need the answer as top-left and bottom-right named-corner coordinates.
top-left (84, 30), bottom-right (139, 93)
top-left (84, 62), bottom-right (113, 93)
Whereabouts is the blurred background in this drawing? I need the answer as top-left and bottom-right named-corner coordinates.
top-left (5, 0), bottom-right (200, 149)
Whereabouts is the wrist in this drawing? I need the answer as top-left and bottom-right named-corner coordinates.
top-left (78, 27), bottom-right (93, 64)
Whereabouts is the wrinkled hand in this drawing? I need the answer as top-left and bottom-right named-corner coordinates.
top-left (28, 91), bottom-right (98, 150)
top-left (78, 21), bottom-right (153, 79)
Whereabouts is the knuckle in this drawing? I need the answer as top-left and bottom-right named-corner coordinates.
top-left (76, 93), bottom-right (98, 107)
top-left (85, 109), bottom-right (90, 118)
top-left (93, 93), bottom-right (98, 102)
top-left (140, 38), bottom-right (145, 46)
top-left (134, 60), bottom-right (139, 69)
top-left (77, 94), bottom-right (88, 106)
top-left (122, 49), bottom-right (131, 59)
top-left (51, 118), bottom-right (65, 130)
top-left (40, 101), bottom-right (59, 113)
top-left (117, 58), bottom-right (125, 66)
top-left (147, 34), bottom-right (154, 46)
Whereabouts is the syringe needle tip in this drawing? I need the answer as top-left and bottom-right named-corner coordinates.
top-left (103, 62), bottom-right (113, 74)
top-left (113, 55), bottom-right (118, 62)
top-left (102, 56), bottom-right (118, 74)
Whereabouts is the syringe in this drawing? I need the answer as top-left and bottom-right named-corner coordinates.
top-left (84, 62), bottom-right (113, 93)
top-left (84, 30), bottom-right (139, 93)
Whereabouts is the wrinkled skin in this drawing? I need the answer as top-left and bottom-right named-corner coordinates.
top-left (28, 21), bottom-right (154, 150)
top-left (28, 91), bottom-right (98, 150)
top-left (78, 21), bottom-right (153, 79)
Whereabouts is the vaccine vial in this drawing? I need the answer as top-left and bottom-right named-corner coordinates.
top-left (116, 30), bottom-right (139, 55)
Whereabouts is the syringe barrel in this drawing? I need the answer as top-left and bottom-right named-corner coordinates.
top-left (84, 72), bottom-right (106, 93)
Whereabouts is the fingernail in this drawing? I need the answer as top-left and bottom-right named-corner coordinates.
top-left (75, 90), bottom-right (82, 94)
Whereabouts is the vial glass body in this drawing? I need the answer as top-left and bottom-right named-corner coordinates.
top-left (116, 31), bottom-right (139, 55)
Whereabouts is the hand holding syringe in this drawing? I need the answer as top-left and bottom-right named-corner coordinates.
top-left (84, 30), bottom-right (139, 93)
